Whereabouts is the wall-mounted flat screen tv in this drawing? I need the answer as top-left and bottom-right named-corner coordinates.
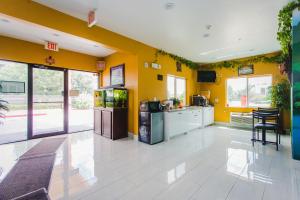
top-left (197, 71), bottom-right (216, 83)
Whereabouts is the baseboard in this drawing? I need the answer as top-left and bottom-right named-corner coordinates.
top-left (128, 132), bottom-right (138, 141)
top-left (214, 121), bottom-right (230, 127)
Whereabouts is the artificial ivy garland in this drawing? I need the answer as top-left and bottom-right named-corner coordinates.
top-left (155, 50), bottom-right (282, 70)
top-left (276, 0), bottom-right (300, 79)
top-left (155, 49), bottom-right (199, 70)
top-left (207, 54), bottom-right (283, 69)
top-left (277, 0), bottom-right (300, 58)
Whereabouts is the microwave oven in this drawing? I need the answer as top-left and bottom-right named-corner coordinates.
top-left (140, 101), bottom-right (162, 112)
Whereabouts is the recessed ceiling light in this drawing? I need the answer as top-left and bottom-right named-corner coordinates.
top-left (53, 33), bottom-right (60, 37)
top-left (206, 25), bottom-right (212, 30)
top-left (203, 33), bottom-right (210, 38)
top-left (165, 2), bottom-right (176, 10)
top-left (0, 19), bottom-right (10, 23)
top-left (216, 54), bottom-right (234, 60)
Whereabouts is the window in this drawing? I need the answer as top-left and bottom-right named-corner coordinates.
top-left (226, 76), bottom-right (272, 108)
top-left (167, 75), bottom-right (186, 105)
top-left (69, 70), bottom-right (99, 133)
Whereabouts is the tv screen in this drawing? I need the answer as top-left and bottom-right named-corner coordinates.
top-left (197, 71), bottom-right (216, 82)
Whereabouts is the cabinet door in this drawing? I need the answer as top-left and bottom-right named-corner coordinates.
top-left (112, 109), bottom-right (128, 140)
top-left (164, 112), bottom-right (183, 139)
top-left (176, 111), bottom-right (186, 134)
top-left (164, 112), bottom-right (173, 140)
top-left (210, 107), bottom-right (214, 124)
top-left (186, 110), bottom-right (196, 130)
top-left (198, 109), bottom-right (203, 127)
top-left (203, 108), bottom-right (210, 126)
top-left (94, 109), bottom-right (102, 134)
top-left (203, 107), bottom-right (214, 126)
top-left (193, 109), bottom-right (203, 128)
top-left (102, 110), bottom-right (112, 139)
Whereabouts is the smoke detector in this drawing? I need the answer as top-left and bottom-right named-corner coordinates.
top-left (206, 25), bottom-right (212, 30)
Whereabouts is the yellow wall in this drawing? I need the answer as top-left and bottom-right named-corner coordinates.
top-left (0, 36), bottom-right (99, 71)
top-left (102, 51), bottom-right (197, 134)
top-left (138, 53), bottom-right (198, 105)
top-left (199, 58), bottom-right (290, 129)
top-left (103, 52), bottom-right (138, 134)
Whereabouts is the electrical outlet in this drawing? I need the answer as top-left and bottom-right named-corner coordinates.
top-left (214, 98), bottom-right (219, 104)
top-left (144, 62), bottom-right (149, 68)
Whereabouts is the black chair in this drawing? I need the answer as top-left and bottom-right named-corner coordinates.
top-left (257, 107), bottom-right (281, 144)
top-left (252, 108), bottom-right (280, 150)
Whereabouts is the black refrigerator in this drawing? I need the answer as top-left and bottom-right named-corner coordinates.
top-left (139, 111), bottom-right (164, 145)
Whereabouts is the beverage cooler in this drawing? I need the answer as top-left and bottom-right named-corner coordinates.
top-left (139, 101), bottom-right (164, 145)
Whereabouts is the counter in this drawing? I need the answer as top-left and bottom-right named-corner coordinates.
top-left (164, 106), bottom-right (214, 141)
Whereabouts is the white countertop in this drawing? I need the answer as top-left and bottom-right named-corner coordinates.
top-left (165, 106), bottom-right (212, 112)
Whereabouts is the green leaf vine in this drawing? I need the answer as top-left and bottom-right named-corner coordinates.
top-left (155, 49), bottom-right (282, 70)
top-left (277, 0), bottom-right (300, 58)
top-left (155, 49), bottom-right (199, 70)
top-left (207, 53), bottom-right (283, 69)
top-left (276, 0), bottom-right (300, 80)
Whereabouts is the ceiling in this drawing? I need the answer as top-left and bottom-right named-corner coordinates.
top-left (34, 0), bottom-right (289, 63)
top-left (0, 13), bottom-right (115, 57)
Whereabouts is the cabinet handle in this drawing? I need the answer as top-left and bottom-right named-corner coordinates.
top-left (194, 115), bottom-right (198, 117)
top-left (178, 113), bottom-right (182, 115)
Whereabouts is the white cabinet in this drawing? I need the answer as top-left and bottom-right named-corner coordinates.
top-left (164, 108), bottom-right (203, 141)
top-left (164, 111), bottom-right (185, 139)
top-left (189, 109), bottom-right (203, 130)
top-left (203, 107), bottom-right (214, 127)
top-left (164, 106), bottom-right (214, 141)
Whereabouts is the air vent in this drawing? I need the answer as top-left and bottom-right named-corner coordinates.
top-left (165, 2), bottom-right (176, 10)
top-left (230, 112), bottom-right (258, 128)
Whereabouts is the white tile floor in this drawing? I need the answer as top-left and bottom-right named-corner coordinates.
top-left (0, 126), bottom-right (300, 200)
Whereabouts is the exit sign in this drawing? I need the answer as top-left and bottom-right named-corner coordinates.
top-left (45, 41), bottom-right (59, 52)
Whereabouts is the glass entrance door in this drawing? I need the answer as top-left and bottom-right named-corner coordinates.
top-left (31, 66), bottom-right (67, 138)
top-left (68, 70), bottom-right (98, 133)
top-left (0, 60), bottom-right (28, 144)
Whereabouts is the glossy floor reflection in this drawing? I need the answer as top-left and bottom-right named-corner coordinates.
top-left (0, 126), bottom-right (300, 200)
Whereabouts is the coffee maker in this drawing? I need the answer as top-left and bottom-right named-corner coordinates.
top-left (192, 95), bottom-right (209, 106)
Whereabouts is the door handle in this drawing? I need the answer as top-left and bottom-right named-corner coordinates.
top-left (33, 101), bottom-right (63, 104)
